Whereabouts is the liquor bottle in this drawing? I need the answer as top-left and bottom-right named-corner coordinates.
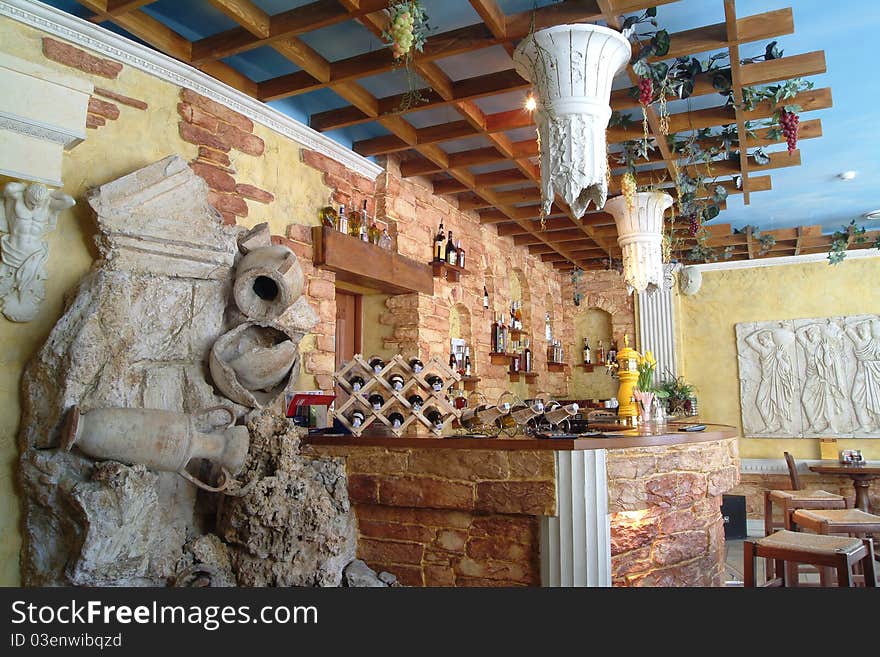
top-left (524, 338), bottom-right (532, 372)
top-left (347, 373), bottom-right (366, 393)
top-left (583, 337), bottom-right (592, 365)
top-left (359, 200), bottom-right (369, 241)
top-left (596, 340), bottom-right (605, 366)
top-left (379, 227), bottom-right (392, 250)
top-left (368, 208), bottom-right (380, 244)
top-left (499, 313), bottom-right (508, 353)
top-left (407, 393), bottom-right (424, 412)
top-left (367, 392), bottom-right (385, 410)
top-left (462, 402), bottom-right (510, 426)
top-left (483, 285), bottom-right (490, 309)
top-left (423, 407), bottom-right (444, 431)
top-left (337, 204), bottom-right (348, 235)
top-left (510, 399), bottom-right (544, 424)
top-left (348, 202), bottom-right (361, 237)
top-left (448, 348), bottom-right (457, 371)
top-left (426, 374), bottom-right (444, 392)
top-left (319, 206), bottom-right (336, 228)
top-left (409, 357), bottom-right (424, 374)
top-left (456, 239), bottom-right (465, 270)
top-left (607, 339), bottom-right (618, 365)
top-left (545, 311), bottom-right (552, 342)
top-left (368, 356), bottom-right (385, 373)
top-left (464, 347), bottom-right (472, 376)
top-left (387, 372), bottom-right (405, 392)
top-left (514, 301), bottom-right (523, 330)
top-left (434, 221), bottom-right (445, 261)
top-left (348, 408), bottom-right (366, 429)
top-left (387, 411), bottom-right (405, 430)
top-left (510, 350), bottom-right (520, 373)
top-left (452, 389), bottom-right (467, 410)
top-left (491, 314), bottom-right (499, 353)
top-left (445, 230), bottom-right (458, 266)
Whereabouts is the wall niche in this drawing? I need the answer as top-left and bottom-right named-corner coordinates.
top-left (570, 307), bottom-right (617, 400)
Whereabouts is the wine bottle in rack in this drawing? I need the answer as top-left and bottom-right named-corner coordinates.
top-left (543, 402), bottom-right (580, 426)
top-left (448, 348), bottom-right (457, 371)
top-left (456, 239), bottom-right (465, 269)
top-left (368, 356), bottom-right (385, 373)
top-left (348, 408), bottom-right (366, 429)
top-left (425, 374), bottom-right (444, 392)
top-left (583, 337), bottom-right (592, 365)
top-left (464, 347), bottom-right (472, 376)
top-left (359, 200), bottom-right (370, 242)
top-left (524, 338), bottom-right (532, 372)
top-left (423, 406), bottom-right (445, 432)
top-left (510, 399), bottom-right (545, 424)
top-left (387, 372), bottom-right (405, 391)
top-left (596, 340), bottom-right (605, 366)
top-left (347, 373), bottom-right (366, 392)
top-left (491, 315), bottom-right (499, 352)
top-left (387, 410), bottom-right (405, 430)
top-left (367, 392), bottom-right (385, 411)
top-left (510, 350), bottom-right (520, 373)
top-left (483, 286), bottom-right (490, 309)
top-left (445, 231), bottom-right (457, 266)
top-left (407, 393), bottom-right (424, 412)
top-left (409, 357), bottom-right (424, 373)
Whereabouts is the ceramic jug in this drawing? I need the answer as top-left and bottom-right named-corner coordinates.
top-left (62, 405), bottom-right (249, 493)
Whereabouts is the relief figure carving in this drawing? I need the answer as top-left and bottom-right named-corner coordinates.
top-left (796, 322), bottom-right (847, 432)
top-left (847, 318), bottom-right (880, 431)
top-left (745, 327), bottom-right (795, 433)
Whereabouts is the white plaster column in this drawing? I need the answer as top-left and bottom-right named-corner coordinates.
top-left (540, 449), bottom-right (611, 587)
top-left (636, 265), bottom-right (678, 380)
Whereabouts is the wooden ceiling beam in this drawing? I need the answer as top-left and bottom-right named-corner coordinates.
top-left (725, 0), bottom-right (752, 204)
top-left (189, 0), bottom-right (389, 64)
top-left (514, 229), bottom-right (591, 246)
top-left (206, 0), bottom-right (270, 39)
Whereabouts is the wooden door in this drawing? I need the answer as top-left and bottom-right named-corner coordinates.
top-left (335, 289), bottom-right (362, 399)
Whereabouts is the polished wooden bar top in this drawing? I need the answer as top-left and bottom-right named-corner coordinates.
top-left (303, 422), bottom-right (737, 451)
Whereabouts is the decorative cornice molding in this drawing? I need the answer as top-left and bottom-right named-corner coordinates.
top-left (688, 249), bottom-right (879, 273)
top-left (0, 109), bottom-right (84, 148)
top-left (0, 0), bottom-right (384, 181)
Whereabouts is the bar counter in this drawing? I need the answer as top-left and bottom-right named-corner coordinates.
top-left (303, 423), bottom-right (739, 587)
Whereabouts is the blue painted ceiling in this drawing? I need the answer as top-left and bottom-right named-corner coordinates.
top-left (42, 0), bottom-right (880, 237)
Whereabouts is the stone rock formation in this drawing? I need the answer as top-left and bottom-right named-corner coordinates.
top-left (343, 559), bottom-right (400, 587)
top-left (217, 411), bottom-right (356, 586)
top-left (17, 155), bottom-right (346, 587)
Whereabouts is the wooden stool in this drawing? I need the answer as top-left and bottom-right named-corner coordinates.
top-left (744, 530), bottom-right (877, 587)
top-left (790, 508), bottom-right (880, 586)
top-left (763, 452), bottom-right (847, 578)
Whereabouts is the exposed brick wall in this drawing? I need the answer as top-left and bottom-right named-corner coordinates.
top-left (42, 37), bottom-right (122, 78)
top-left (177, 89), bottom-right (273, 225)
top-left (607, 437), bottom-right (739, 586)
top-left (306, 445), bottom-right (554, 586)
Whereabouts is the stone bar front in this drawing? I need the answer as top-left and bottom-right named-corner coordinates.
top-left (305, 425), bottom-right (738, 587)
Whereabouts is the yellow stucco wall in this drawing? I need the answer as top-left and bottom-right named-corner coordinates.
top-left (0, 16), bottom-right (332, 585)
top-left (678, 256), bottom-right (880, 461)
top-left (570, 308), bottom-right (618, 400)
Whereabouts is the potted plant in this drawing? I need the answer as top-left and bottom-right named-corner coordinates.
top-left (633, 350), bottom-right (668, 423)
top-left (656, 374), bottom-right (696, 416)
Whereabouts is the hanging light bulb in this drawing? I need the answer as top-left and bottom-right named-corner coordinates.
top-left (513, 25), bottom-right (632, 218)
top-left (524, 95), bottom-right (537, 112)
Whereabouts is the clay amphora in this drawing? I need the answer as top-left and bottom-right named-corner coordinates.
top-left (62, 405), bottom-right (249, 493)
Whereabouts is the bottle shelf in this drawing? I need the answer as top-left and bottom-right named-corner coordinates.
top-left (331, 354), bottom-right (461, 437)
top-left (459, 375), bottom-right (481, 391)
top-left (508, 371), bottom-right (538, 383)
top-left (509, 328), bottom-right (528, 340)
top-left (547, 362), bottom-right (568, 373)
top-left (577, 363), bottom-right (597, 372)
top-left (430, 259), bottom-right (467, 283)
top-left (489, 352), bottom-right (511, 366)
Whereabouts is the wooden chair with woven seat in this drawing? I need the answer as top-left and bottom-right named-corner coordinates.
top-left (744, 530), bottom-right (877, 587)
top-left (763, 452), bottom-right (847, 578)
top-left (790, 508), bottom-right (880, 586)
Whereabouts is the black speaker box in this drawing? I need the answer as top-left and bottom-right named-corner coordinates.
top-left (721, 494), bottom-right (747, 539)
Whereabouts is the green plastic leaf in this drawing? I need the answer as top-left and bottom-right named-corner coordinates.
top-left (652, 30), bottom-right (670, 57)
top-left (765, 41), bottom-right (783, 60)
top-left (646, 7), bottom-right (657, 17)
top-left (713, 185), bottom-right (729, 203)
top-left (703, 204), bottom-right (720, 221)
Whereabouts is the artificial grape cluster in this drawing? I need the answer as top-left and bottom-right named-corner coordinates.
top-left (779, 109), bottom-right (799, 154)
top-left (390, 6), bottom-right (415, 60)
top-left (688, 215), bottom-right (700, 237)
top-left (638, 77), bottom-right (653, 106)
top-left (621, 171), bottom-right (637, 209)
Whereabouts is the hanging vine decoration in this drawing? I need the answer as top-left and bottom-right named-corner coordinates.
top-left (571, 267), bottom-right (584, 306)
top-left (382, 0), bottom-right (431, 113)
top-left (828, 220), bottom-right (867, 264)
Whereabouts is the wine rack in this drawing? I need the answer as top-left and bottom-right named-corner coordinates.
top-left (332, 354), bottom-right (462, 437)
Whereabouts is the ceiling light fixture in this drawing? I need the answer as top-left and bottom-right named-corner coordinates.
top-left (838, 171), bottom-right (857, 181)
top-left (524, 95), bottom-right (536, 112)
top-left (863, 209), bottom-right (880, 220)
top-left (512, 24), bottom-right (631, 218)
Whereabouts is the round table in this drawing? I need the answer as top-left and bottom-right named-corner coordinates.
top-left (808, 462), bottom-right (880, 513)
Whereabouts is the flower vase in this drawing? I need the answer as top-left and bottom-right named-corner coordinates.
top-left (633, 390), bottom-right (655, 424)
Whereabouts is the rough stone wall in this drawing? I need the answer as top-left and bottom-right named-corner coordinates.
top-left (731, 473), bottom-right (880, 523)
top-left (305, 445), bottom-right (554, 586)
top-left (607, 437), bottom-right (739, 586)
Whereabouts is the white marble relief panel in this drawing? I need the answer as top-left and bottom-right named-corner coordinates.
top-left (736, 315), bottom-right (880, 438)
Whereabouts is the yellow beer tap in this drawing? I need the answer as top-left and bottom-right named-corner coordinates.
top-left (615, 334), bottom-right (641, 423)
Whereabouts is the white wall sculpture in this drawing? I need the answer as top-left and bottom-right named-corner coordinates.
top-left (0, 181), bottom-right (74, 321)
top-left (736, 315), bottom-right (880, 438)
